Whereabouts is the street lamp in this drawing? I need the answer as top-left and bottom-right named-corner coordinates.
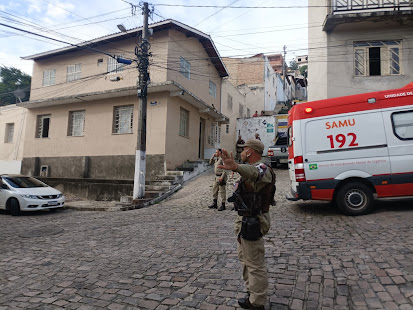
top-left (117, 24), bottom-right (127, 33)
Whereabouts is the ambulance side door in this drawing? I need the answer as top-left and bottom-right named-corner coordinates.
top-left (382, 107), bottom-right (413, 197)
top-left (303, 110), bottom-right (390, 183)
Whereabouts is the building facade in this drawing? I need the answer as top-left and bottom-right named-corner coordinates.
top-left (20, 20), bottom-right (229, 182)
top-left (0, 104), bottom-right (26, 174)
top-left (308, 0), bottom-right (413, 101)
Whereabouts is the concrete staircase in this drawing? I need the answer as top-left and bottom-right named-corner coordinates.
top-left (116, 160), bottom-right (210, 209)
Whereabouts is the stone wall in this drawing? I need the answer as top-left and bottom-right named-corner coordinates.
top-left (21, 154), bottom-right (166, 200)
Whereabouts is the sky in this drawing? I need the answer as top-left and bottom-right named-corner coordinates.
top-left (0, 0), bottom-right (309, 76)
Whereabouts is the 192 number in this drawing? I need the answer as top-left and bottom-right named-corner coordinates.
top-left (327, 133), bottom-right (358, 149)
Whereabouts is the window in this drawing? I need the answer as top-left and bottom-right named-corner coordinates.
top-left (354, 41), bottom-right (401, 76)
top-left (239, 103), bottom-right (244, 118)
top-left (267, 68), bottom-right (270, 78)
top-left (42, 70), bottom-right (56, 86)
top-left (227, 95), bottom-right (233, 111)
top-left (180, 57), bottom-right (190, 79)
top-left (108, 56), bottom-right (124, 74)
top-left (36, 115), bottom-right (50, 138)
top-left (209, 80), bottom-right (216, 98)
top-left (113, 106), bottom-right (133, 134)
top-left (67, 64), bottom-right (81, 82)
top-left (226, 124), bottom-right (229, 134)
top-left (5, 123), bottom-right (14, 143)
top-left (179, 108), bottom-right (189, 137)
top-left (68, 111), bottom-right (85, 136)
top-left (208, 123), bottom-right (220, 144)
top-left (392, 111), bottom-right (413, 140)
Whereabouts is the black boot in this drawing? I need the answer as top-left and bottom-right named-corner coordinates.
top-left (238, 295), bottom-right (264, 310)
top-left (208, 199), bottom-right (218, 209)
top-left (218, 202), bottom-right (225, 211)
top-left (238, 294), bottom-right (250, 309)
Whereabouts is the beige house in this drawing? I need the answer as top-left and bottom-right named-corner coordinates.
top-left (0, 104), bottom-right (26, 174)
top-left (19, 19), bottom-right (229, 184)
top-left (308, 0), bottom-right (413, 101)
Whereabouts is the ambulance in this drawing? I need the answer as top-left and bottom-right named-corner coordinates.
top-left (286, 83), bottom-right (413, 215)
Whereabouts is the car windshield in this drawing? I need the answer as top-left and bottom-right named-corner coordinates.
top-left (3, 177), bottom-right (47, 188)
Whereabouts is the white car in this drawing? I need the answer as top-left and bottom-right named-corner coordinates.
top-left (0, 175), bottom-right (65, 216)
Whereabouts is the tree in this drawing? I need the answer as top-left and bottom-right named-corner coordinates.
top-left (299, 65), bottom-right (308, 78)
top-left (289, 59), bottom-right (298, 70)
top-left (0, 66), bottom-right (31, 106)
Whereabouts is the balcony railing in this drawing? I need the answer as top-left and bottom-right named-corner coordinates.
top-left (332, 0), bottom-right (413, 14)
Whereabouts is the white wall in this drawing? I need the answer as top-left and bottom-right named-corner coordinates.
top-left (0, 104), bottom-right (26, 163)
top-left (264, 56), bottom-right (277, 111)
top-left (308, 0), bottom-right (329, 101)
top-left (0, 161), bottom-right (22, 174)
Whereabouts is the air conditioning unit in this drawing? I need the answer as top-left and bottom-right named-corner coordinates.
top-left (40, 165), bottom-right (49, 177)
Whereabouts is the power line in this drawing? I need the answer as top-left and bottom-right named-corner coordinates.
top-left (0, 22), bottom-right (122, 60)
top-left (155, 4), bottom-right (327, 9)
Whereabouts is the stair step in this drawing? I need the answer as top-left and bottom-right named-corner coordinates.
top-left (143, 191), bottom-right (164, 198)
top-left (146, 180), bottom-right (175, 186)
top-left (120, 196), bottom-right (133, 203)
top-left (153, 175), bottom-right (176, 180)
top-left (166, 171), bottom-right (184, 176)
top-left (176, 167), bottom-right (194, 171)
top-left (132, 198), bottom-right (152, 207)
top-left (145, 185), bottom-right (173, 191)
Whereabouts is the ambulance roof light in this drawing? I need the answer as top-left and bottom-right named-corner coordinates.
top-left (368, 98), bottom-right (376, 104)
top-left (305, 107), bottom-right (313, 113)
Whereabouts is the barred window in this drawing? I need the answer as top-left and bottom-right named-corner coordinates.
top-left (354, 41), bottom-right (402, 76)
top-left (42, 70), bottom-right (56, 86)
top-left (179, 108), bottom-right (189, 137)
top-left (209, 80), bottom-right (216, 98)
top-left (67, 64), bottom-right (81, 82)
top-left (108, 55), bottom-right (124, 74)
top-left (208, 123), bottom-right (220, 145)
top-left (227, 95), bottom-right (233, 111)
top-left (68, 111), bottom-right (85, 136)
top-left (239, 103), bottom-right (244, 118)
top-left (180, 57), bottom-right (190, 79)
top-left (5, 123), bottom-right (14, 143)
top-left (113, 106), bottom-right (133, 134)
top-left (36, 115), bottom-right (51, 138)
top-left (226, 124), bottom-right (229, 134)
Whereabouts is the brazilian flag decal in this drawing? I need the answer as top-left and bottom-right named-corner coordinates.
top-left (309, 164), bottom-right (318, 170)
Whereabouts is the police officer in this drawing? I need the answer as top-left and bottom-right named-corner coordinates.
top-left (208, 149), bottom-right (228, 211)
top-left (218, 139), bottom-right (275, 310)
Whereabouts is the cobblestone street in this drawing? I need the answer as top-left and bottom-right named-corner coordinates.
top-left (1, 168), bottom-right (413, 310)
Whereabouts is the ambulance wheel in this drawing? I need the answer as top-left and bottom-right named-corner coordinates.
top-left (336, 182), bottom-right (374, 216)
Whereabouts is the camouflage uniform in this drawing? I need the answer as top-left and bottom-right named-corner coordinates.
top-left (209, 156), bottom-right (228, 203)
top-left (234, 159), bottom-right (273, 307)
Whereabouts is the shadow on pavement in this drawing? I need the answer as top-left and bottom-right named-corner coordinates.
top-left (294, 201), bottom-right (341, 216)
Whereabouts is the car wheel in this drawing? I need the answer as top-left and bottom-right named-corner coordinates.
top-left (10, 198), bottom-right (21, 216)
top-left (336, 182), bottom-right (374, 216)
top-left (271, 161), bottom-right (277, 168)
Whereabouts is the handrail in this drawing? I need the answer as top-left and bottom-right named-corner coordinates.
top-left (332, 0), bottom-right (412, 14)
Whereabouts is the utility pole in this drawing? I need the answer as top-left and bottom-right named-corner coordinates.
top-left (282, 45), bottom-right (287, 103)
top-left (134, 2), bottom-right (151, 200)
